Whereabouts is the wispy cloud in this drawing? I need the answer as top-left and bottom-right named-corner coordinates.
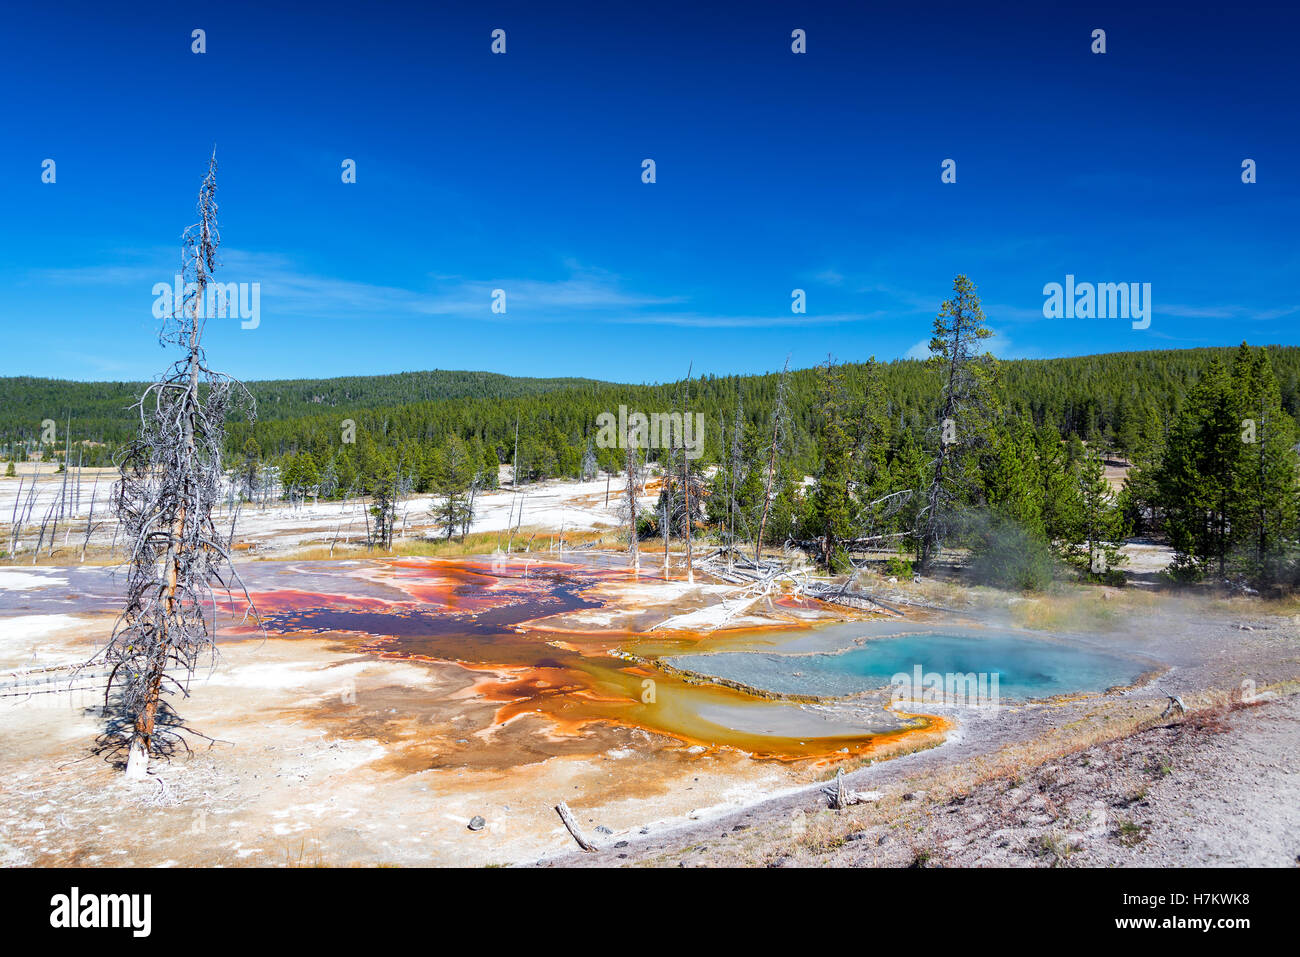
top-left (904, 338), bottom-right (930, 360)
top-left (982, 302), bottom-right (1054, 323)
top-left (1159, 302), bottom-right (1300, 322)
top-left (603, 310), bottom-right (891, 329)
top-left (28, 250), bottom-right (895, 329)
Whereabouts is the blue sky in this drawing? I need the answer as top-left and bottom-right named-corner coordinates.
top-left (1, 0), bottom-right (1296, 383)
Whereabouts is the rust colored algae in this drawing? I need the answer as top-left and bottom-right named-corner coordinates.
top-left (235, 557), bottom-right (947, 765)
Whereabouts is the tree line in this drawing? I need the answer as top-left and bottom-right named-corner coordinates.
top-left (5, 346), bottom-right (1299, 474)
top-left (5, 282), bottom-right (1297, 591)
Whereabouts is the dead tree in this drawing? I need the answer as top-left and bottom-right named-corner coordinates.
top-left (621, 443), bottom-right (643, 571)
top-left (681, 364), bottom-right (695, 584)
top-left (103, 152), bottom-right (257, 778)
top-left (49, 429), bottom-right (71, 557)
top-left (8, 475), bottom-right (25, 556)
top-left (727, 398), bottom-right (745, 571)
top-left (554, 801), bottom-right (600, 852)
top-left (658, 379), bottom-right (683, 581)
top-left (754, 356), bottom-right (791, 564)
top-left (823, 768), bottom-right (883, 809)
top-left (79, 472), bottom-right (102, 562)
top-left (511, 415), bottom-right (520, 487)
top-left (661, 499), bottom-right (671, 579)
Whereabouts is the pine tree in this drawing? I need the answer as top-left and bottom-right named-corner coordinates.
top-left (969, 421), bottom-right (1053, 590)
top-left (1157, 359), bottom-right (1243, 579)
top-left (480, 444), bottom-right (500, 489)
top-left (808, 358), bottom-right (856, 569)
top-left (918, 275), bottom-right (999, 571)
top-left (239, 436), bottom-right (261, 501)
top-left (430, 434), bottom-right (475, 540)
top-left (847, 358), bottom-right (891, 535)
top-left (754, 357), bottom-right (791, 563)
top-left (1232, 344), bottom-right (1298, 583)
top-left (1034, 422), bottom-right (1079, 548)
top-left (1074, 448), bottom-right (1125, 580)
top-left (282, 450), bottom-right (319, 501)
top-left (365, 447), bottom-right (401, 550)
top-left (892, 431), bottom-right (929, 546)
top-left (1118, 400), bottom-right (1164, 535)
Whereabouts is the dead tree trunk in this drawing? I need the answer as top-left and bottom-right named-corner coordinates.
top-left (79, 473), bottom-right (100, 562)
top-left (754, 357), bottom-right (790, 564)
top-left (105, 152), bottom-right (257, 779)
top-left (8, 475), bottom-right (24, 555)
top-left (682, 365), bottom-right (694, 585)
top-left (554, 802), bottom-right (600, 852)
top-left (511, 415), bottom-right (520, 487)
top-left (662, 501), bottom-right (670, 580)
top-left (624, 444), bottom-right (640, 572)
top-left (823, 768), bottom-right (882, 809)
top-left (728, 400), bottom-right (744, 573)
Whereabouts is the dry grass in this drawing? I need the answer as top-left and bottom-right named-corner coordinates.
top-left (1004, 588), bottom-right (1163, 632)
top-left (1206, 593), bottom-right (1300, 619)
top-left (794, 809), bottom-right (852, 855)
top-left (816, 735), bottom-right (947, 780)
top-left (274, 527), bottom-right (630, 563)
top-left (1, 544), bottom-right (124, 567)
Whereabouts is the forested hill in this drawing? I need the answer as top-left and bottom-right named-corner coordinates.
top-left (0, 369), bottom-right (610, 442)
top-left (2, 346), bottom-right (1298, 469)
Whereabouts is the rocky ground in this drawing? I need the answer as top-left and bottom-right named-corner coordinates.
top-left (574, 691), bottom-right (1299, 868)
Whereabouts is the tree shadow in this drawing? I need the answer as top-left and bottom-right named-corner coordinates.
top-left (91, 691), bottom-right (214, 773)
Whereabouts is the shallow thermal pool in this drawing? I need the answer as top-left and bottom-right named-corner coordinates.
top-left (668, 627), bottom-right (1149, 702)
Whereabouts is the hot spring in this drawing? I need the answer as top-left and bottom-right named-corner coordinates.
top-left (667, 626), bottom-right (1151, 702)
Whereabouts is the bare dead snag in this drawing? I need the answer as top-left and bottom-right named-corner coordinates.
top-left (682, 363), bottom-right (694, 585)
top-left (104, 151), bottom-right (258, 779)
top-left (755, 356), bottom-right (790, 565)
top-left (1160, 694), bottom-right (1187, 719)
top-left (623, 443), bottom-right (641, 572)
top-left (823, 769), bottom-right (883, 809)
top-left (662, 501), bottom-right (671, 580)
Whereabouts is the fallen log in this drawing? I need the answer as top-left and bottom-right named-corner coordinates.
top-left (554, 802), bottom-right (600, 852)
top-left (822, 769), bottom-right (883, 809)
top-left (805, 584), bottom-right (904, 617)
